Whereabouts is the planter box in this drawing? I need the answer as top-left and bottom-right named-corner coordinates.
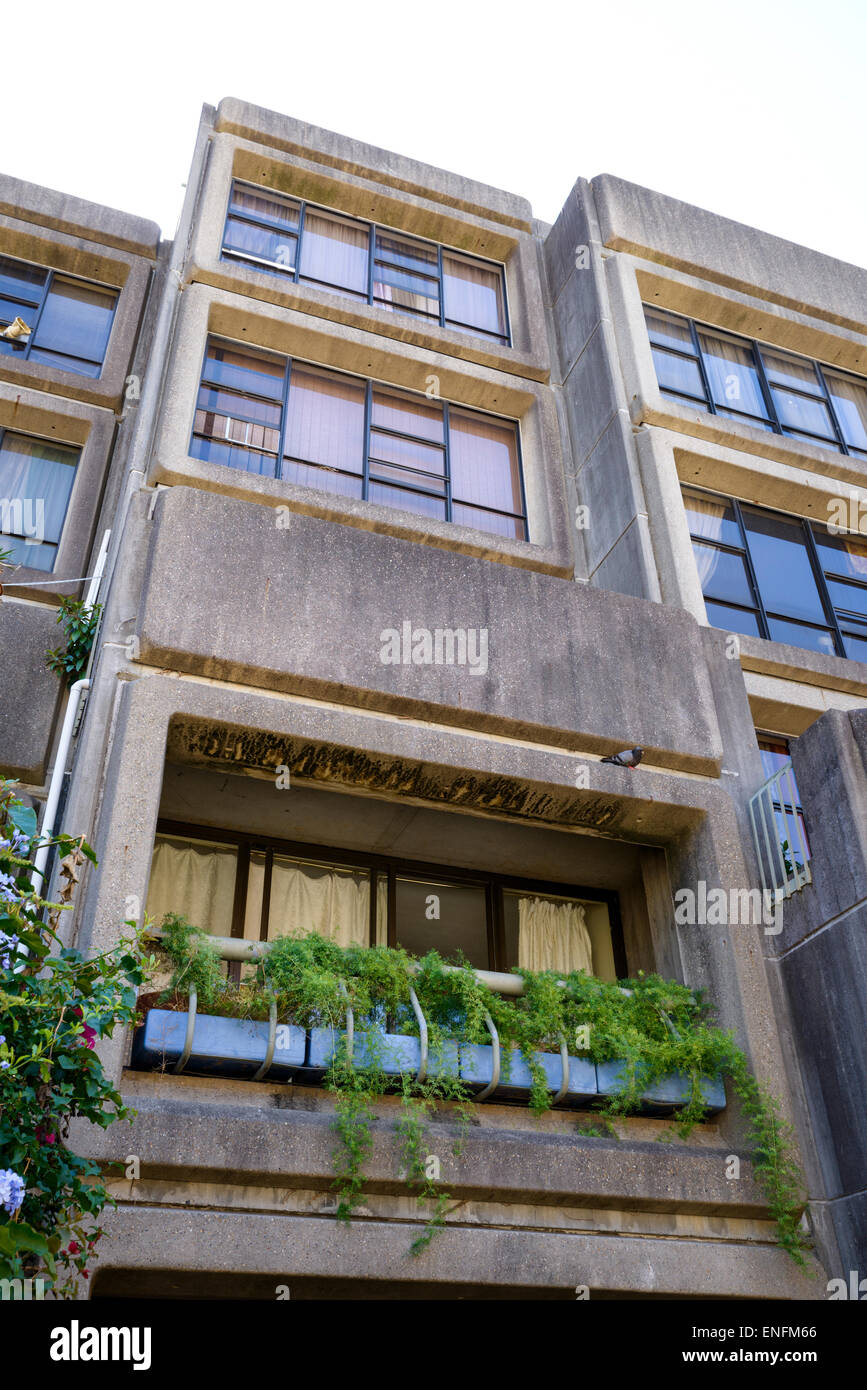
top-left (596, 1060), bottom-right (726, 1115)
top-left (131, 1009), bottom-right (306, 1081)
top-left (460, 1043), bottom-right (598, 1105)
top-left (304, 1027), bottom-right (459, 1082)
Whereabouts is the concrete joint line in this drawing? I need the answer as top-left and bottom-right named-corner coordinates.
top-left (773, 891), bottom-right (867, 961)
top-left (587, 511), bottom-right (650, 577)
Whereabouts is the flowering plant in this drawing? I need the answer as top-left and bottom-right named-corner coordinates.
top-left (0, 778), bottom-right (153, 1295)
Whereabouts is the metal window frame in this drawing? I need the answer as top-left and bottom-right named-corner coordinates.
top-left (192, 335), bottom-right (529, 540)
top-left (645, 304), bottom-right (867, 457)
top-left (154, 818), bottom-right (627, 979)
top-left (0, 252), bottom-right (117, 376)
top-left (221, 179), bottom-right (512, 347)
top-left (685, 485), bottom-right (856, 658)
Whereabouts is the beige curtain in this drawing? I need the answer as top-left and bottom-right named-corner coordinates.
top-left (517, 896), bottom-right (593, 975)
top-left (146, 838), bottom-right (238, 937)
top-left (442, 252), bottom-right (504, 338)
top-left (267, 857), bottom-right (373, 947)
top-left (282, 365), bottom-right (365, 490)
top-left (448, 410), bottom-right (521, 515)
top-left (299, 210), bottom-right (369, 297)
top-left (684, 493), bottom-right (727, 588)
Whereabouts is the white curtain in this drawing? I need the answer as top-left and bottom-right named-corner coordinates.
top-left (146, 838), bottom-right (238, 937)
top-left (517, 896), bottom-right (593, 975)
top-left (448, 410), bottom-right (521, 515)
top-left (267, 857), bottom-right (373, 948)
top-left (282, 365), bottom-right (365, 492)
top-left (0, 434), bottom-right (76, 544)
top-left (684, 493), bottom-right (727, 588)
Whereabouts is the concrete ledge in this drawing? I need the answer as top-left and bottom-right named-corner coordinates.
top-left (0, 174), bottom-right (161, 258)
top-left (91, 1201), bottom-right (821, 1298)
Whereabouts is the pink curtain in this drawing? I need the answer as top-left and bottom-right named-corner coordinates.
top-left (299, 211), bottom-right (368, 297)
top-left (449, 410), bottom-right (521, 515)
top-left (283, 366), bottom-right (365, 478)
top-left (442, 253), bottom-right (505, 338)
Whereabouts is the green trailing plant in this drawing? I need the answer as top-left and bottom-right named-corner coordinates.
top-left (0, 780), bottom-right (155, 1296)
top-left (45, 597), bottom-right (103, 687)
top-left (151, 921), bottom-right (810, 1265)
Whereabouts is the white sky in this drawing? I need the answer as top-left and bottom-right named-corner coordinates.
top-left (3, 0), bottom-right (866, 267)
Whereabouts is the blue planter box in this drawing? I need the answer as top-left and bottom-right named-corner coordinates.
top-left (131, 1009), bottom-right (306, 1081)
top-left (596, 1060), bottom-right (726, 1115)
top-left (460, 1043), bottom-right (598, 1105)
top-left (305, 1027), bottom-right (459, 1081)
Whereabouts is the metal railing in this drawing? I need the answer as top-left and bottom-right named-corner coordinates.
top-left (748, 760), bottom-right (811, 899)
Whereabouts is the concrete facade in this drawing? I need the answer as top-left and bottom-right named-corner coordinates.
top-left (4, 97), bottom-right (866, 1299)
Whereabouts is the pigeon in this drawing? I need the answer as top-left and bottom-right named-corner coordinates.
top-left (601, 747), bottom-right (643, 770)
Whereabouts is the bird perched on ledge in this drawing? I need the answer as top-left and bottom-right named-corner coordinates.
top-left (601, 747), bottom-right (643, 769)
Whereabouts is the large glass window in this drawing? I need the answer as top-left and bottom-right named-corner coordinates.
top-left (683, 486), bottom-right (867, 660)
top-left (222, 181), bottom-right (510, 345)
top-left (191, 337), bottom-right (528, 539)
top-left (0, 253), bottom-right (117, 377)
top-left (0, 430), bottom-right (78, 571)
top-left (644, 305), bottom-right (867, 456)
top-left (148, 823), bottom-right (624, 981)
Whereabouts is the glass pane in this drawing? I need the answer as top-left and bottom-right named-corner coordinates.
top-left (229, 184), bottom-right (300, 229)
top-left (299, 210), bottom-right (369, 295)
top-left (651, 346), bottom-right (705, 400)
top-left (772, 389), bottom-right (836, 440)
top-left (373, 264), bottom-right (439, 317)
top-left (843, 629), bottom-right (867, 662)
top-left (682, 489), bottom-right (743, 548)
top-left (452, 501), bottom-right (526, 540)
top-left (813, 528), bottom-right (867, 580)
top-left (281, 460), bottom-right (363, 499)
top-left (761, 350), bottom-right (823, 394)
top-left (703, 600), bottom-right (762, 637)
top-left (691, 542), bottom-right (755, 606)
top-left (0, 535), bottom-right (58, 571)
top-left (283, 365), bottom-right (365, 473)
top-left (33, 278), bottom-right (117, 366)
top-left (826, 577), bottom-right (867, 619)
top-left (189, 435), bottom-right (278, 477)
top-left (203, 342), bottom-right (286, 400)
top-left (371, 387), bottom-right (443, 443)
top-left (369, 462), bottom-right (446, 493)
top-left (449, 410), bottom-right (523, 515)
top-left (267, 855), bottom-right (370, 947)
top-left (0, 255), bottom-right (45, 304)
top-left (442, 253), bottom-right (506, 339)
top-left (742, 508), bottom-right (827, 624)
top-left (502, 891), bottom-right (616, 981)
top-left (765, 617), bottom-right (837, 656)
top-left (0, 434), bottom-right (77, 562)
top-left (374, 231), bottom-right (438, 278)
top-left (643, 307), bottom-right (693, 352)
top-left (223, 216), bottom-right (297, 270)
top-left (697, 332), bottom-right (768, 420)
top-left (368, 481), bottom-right (446, 521)
top-left (0, 296), bottom-right (38, 332)
top-left (824, 372), bottom-right (867, 452)
top-left (368, 429), bottom-right (444, 476)
top-left (756, 736), bottom-right (793, 783)
top-left (25, 348), bottom-right (102, 378)
top-left (195, 385), bottom-right (282, 429)
top-left (394, 876), bottom-right (489, 969)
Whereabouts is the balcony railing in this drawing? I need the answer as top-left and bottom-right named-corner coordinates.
top-left (748, 760), bottom-right (811, 899)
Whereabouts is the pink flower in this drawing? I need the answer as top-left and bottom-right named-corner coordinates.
top-left (67, 1240), bottom-right (81, 1255)
top-left (36, 1126), bottom-right (56, 1144)
top-left (82, 1026), bottom-right (96, 1049)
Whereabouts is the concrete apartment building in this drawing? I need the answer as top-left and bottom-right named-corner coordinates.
top-left (2, 97), bottom-right (865, 1299)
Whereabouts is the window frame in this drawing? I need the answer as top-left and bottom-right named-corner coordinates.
top-left (0, 252), bottom-right (118, 378)
top-left (644, 305), bottom-right (867, 458)
top-left (683, 485), bottom-right (867, 659)
top-left (155, 818), bottom-right (627, 978)
top-left (0, 425), bottom-right (79, 572)
top-left (191, 335), bottom-right (530, 540)
top-left (221, 180), bottom-right (512, 348)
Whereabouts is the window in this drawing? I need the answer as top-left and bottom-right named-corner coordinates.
top-left (755, 735), bottom-right (810, 866)
top-left (0, 430), bottom-right (78, 571)
top-left (221, 181), bottom-right (511, 346)
top-left (147, 822), bottom-right (625, 981)
top-left (683, 486), bottom-right (867, 660)
top-left (644, 306), bottom-right (867, 457)
top-left (0, 254), bottom-right (117, 377)
top-left (191, 338), bottom-right (528, 540)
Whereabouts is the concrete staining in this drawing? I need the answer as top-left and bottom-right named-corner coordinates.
top-left (5, 95), bottom-right (867, 1297)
